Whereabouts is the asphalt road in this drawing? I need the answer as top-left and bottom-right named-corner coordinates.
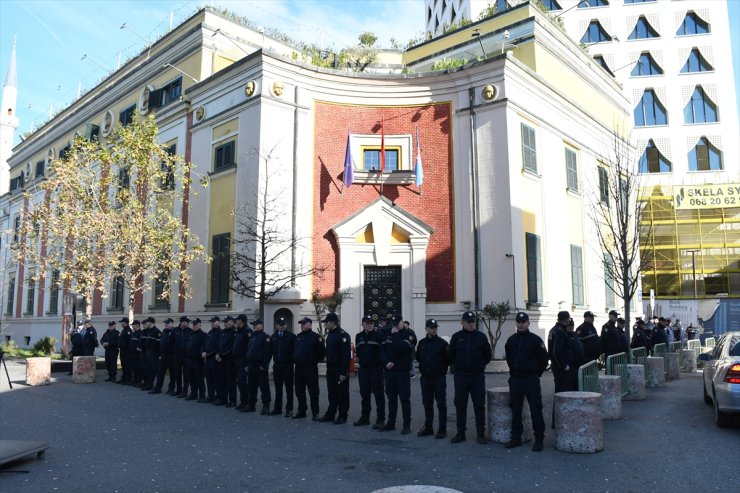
top-left (1, 359), bottom-right (738, 493)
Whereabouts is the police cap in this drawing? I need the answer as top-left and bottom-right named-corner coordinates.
top-left (515, 312), bottom-right (529, 323)
top-left (461, 311), bottom-right (476, 322)
top-left (425, 319), bottom-right (438, 328)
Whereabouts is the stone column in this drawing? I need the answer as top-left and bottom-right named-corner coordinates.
top-left (625, 364), bottom-right (646, 401)
top-left (73, 356), bottom-right (96, 383)
top-left (665, 353), bottom-right (680, 380)
top-left (486, 387), bottom-right (533, 443)
top-left (645, 356), bottom-right (665, 388)
top-left (680, 349), bottom-right (697, 373)
top-left (598, 375), bottom-right (622, 419)
top-left (25, 357), bottom-right (51, 386)
top-left (554, 391), bottom-right (603, 453)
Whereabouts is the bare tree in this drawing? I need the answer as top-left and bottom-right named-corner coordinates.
top-left (230, 145), bottom-right (319, 319)
top-left (310, 288), bottom-right (350, 336)
top-left (589, 128), bottom-right (654, 340)
top-left (477, 300), bottom-right (512, 358)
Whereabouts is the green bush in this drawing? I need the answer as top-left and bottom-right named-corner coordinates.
top-left (32, 336), bottom-right (56, 356)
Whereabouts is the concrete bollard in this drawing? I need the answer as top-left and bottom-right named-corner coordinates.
top-left (25, 357), bottom-right (51, 386)
top-left (554, 391), bottom-right (603, 453)
top-left (73, 356), bottom-right (97, 384)
top-left (645, 357), bottom-right (665, 388)
top-left (486, 387), bottom-right (533, 443)
top-left (598, 375), bottom-right (622, 419)
top-left (625, 364), bottom-right (646, 401)
top-left (680, 349), bottom-right (697, 373)
top-left (665, 353), bottom-right (680, 380)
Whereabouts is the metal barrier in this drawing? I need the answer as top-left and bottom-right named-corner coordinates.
top-left (606, 352), bottom-right (629, 397)
top-left (653, 343), bottom-right (668, 375)
top-left (687, 340), bottom-right (701, 352)
top-left (668, 342), bottom-right (683, 353)
top-left (578, 360), bottom-right (600, 393)
top-left (630, 347), bottom-right (648, 372)
top-left (705, 337), bottom-right (716, 349)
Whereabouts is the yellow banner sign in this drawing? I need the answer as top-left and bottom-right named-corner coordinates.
top-left (673, 184), bottom-right (740, 210)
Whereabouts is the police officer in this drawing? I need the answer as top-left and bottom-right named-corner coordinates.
top-left (81, 319), bottom-right (99, 356)
top-left (504, 312), bottom-right (548, 452)
top-left (415, 319), bottom-right (449, 439)
top-left (233, 314), bottom-right (252, 411)
top-left (576, 311), bottom-right (601, 364)
top-left (67, 324), bottom-right (84, 375)
top-left (201, 316), bottom-right (222, 403)
top-left (293, 317), bottom-right (325, 420)
top-left (246, 319), bottom-right (271, 414)
top-left (379, 315), bottom-right (416, 434)
top-left (601, 310), bottom-right (627, 360)
top-left (449, 311), bottom-right (492, 445)
top-left (139, 319), bottom-right (151, 390)
top-left (630, 319), bottom-right (651, 354)
top-left (650, 317), bottom-right (668, 354)
top-left (171, 316), bottom-right (190, 397)
top-left (151, 318), bottom-right (173, 394)
top-left (354, 315), bottom-right (385, 428)
top-left (567, 318), bottom-right (584, 372)
top-left (186, 318), bottom-right (207, 401)
top-left (101, 321), bottom-right (120, 382)
top-left (268, 317), bottom-right (296, 417)
top-left (687, 323), bottom-right (698, 341)
top-left (129, 320), bottom-right (142, 386)
top-left (117, 318), bottom-right (132, 384)
top-left (215, 316), bottom-right (237, 407)
top-left (548, 311), bottom-right (577, 396)
top-left (143, 317), bottom-right (161, 391)
top-left (318, 313), bottom-right (351, 424)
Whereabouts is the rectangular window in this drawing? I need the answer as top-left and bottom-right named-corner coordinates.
top-left (521, 124), bottom-right (537, 173)
top-left (111, 275), bottom-right (124, 309)
top-left (153, 272), bottom-right (170, 308)
top-left (525, 233), bottom-right (543, 304)
top-left (210, 233), bottom-right (231, 304)
top-left (604, 258), bottom-right (615, 309)
top-left (48, 270), bottom-right (60, 314)
top-left (362, 148), bottom-right (400, 172)
top-left (162, 77), bottom-right (182, 106)
top-left (565, 148), bottom-right (578, 191)
top-left (35, 160), bottom-right (45, 178)
top-left (213, 140), bottom-right (236, 172)
top-left (119, 104), bottom-right (136, 126)
top-left (59, 144), bottom-right (71, 160)
top-left (571, 245), bottom-right (584, 306)
top-left (598, 166), bottom-right (609, 206)
top-left (161, 143), bottom-right (176, 190)
top-left (6, 276), bottom-right (15, 316)
top-left (10, 175), bottom-right (24, 192)
top-left (13, 216), bottom-right (20, 243)
top-left (26, 277), bottom-right (35, 315)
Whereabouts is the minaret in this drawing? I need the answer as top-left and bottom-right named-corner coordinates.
top-left (0, 36), bottom-right (19, 195)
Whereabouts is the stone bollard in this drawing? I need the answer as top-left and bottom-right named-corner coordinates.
top-left (598, 375), bottom-right (622, 419)
top-left (645, 357), bottom-right (665, 388)
top-left (486, 387), bottom-right (533, 443)
top-left (680, 349), bottom-right (697, 373)
top-left (665, 353), bottom-right (680, 380)
top-left (554, 391), bottom-right (603, 453)
top-left (73, 356), bottom-right (97, 384)
top-left (625, 364), bottom-right (646, 401)
top-left (25, 357), bottom-right (51, 386)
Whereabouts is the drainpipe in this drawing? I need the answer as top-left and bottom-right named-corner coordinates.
top-left (468, 87), bottom-right (481, 312)
top-left (291, 90), bottom-right (299, 281)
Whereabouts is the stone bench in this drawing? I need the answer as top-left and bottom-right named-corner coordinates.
top-left (645, 357), bottom-right (665, 388)
top-left (73, 356), bottom-right (97, 384)
top-left (665, 353), bottom-right (680, 380)
top-left (679, 349), bottom-right (697, 372)
top-left (25, 357), bottom-right (51, 386)
top-left (598, 375), bottom-right (621, 419)
top-left (625, 364), bottom-right (646, 401)
top-left (553, 391), bottom-right (603, 453)
top-left (486, 387), bottom-right (533, 444)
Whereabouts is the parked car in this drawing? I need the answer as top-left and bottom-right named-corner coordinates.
top-left (699, 331), bottom-right (740, 427)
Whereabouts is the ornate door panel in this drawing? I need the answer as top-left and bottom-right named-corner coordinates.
top-left (363, 265), bottom-right (402, 323)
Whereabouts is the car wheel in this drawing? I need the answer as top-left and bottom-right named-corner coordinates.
top-left (703, 380), bottom-right (712, 405)
top-left (713, 388), bottom-right (731, 428)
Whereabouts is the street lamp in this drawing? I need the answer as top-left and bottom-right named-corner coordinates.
top-left (120, 22), bottom-right (151, 58)
top-left (471, 30), bottom-right (486, 59)
top-left (687, 249), bottom-right (700, 298)
top-left (81, 54), bottom-right (112, 74)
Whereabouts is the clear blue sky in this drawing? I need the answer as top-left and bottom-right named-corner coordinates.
top-left (1, 0), bottom-right (739, 146)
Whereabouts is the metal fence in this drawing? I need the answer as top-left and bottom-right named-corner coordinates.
top-left (630, 346), bottom-right (648, 373)
top-left (687, 339), bottom-right (701, 352)
top-left (578, 360), bottom-right (600, 393)
top-left (653, 343), bottom-right (668, 375)
top-left (668, 342), bottom-right (683, 353)
top-left (705, 337), bottom-right (716, 349)
top-left (606, 352), bottom-right (629, 397)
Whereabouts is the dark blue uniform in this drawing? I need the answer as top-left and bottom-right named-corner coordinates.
top-left (323, 327), bottom-right (351, 421)
top-left (130, 328), bottom-right (142, 386)
top-left (145, 326), bottom-right (162, 390)
top-left (217, 327), bottom-right (237, 405)
top-left (233, 326), bottom-right (252, 408)
top-left (268, 330), bottom-right (296, 415)
top-left (449, 328), bottom-right (492, 435)
top-left (548, 323), bottom-right (577, 393)
top-left (650, 325), bottom-right (668, 355)
top-left (601, 321), bottom-right (628, 359)
top-left (171, 326), bottom-right (187, 395)
top-left (416, 334), bottom-right (449, 433)
top-left (505, 329), bottom-right (548, 443)
top-left (153, 327), bottom-right (172, 393)
top-left (203, 326), bottom-right (221, 401)
top-left (81, 326), bottom-right (98, 356)
top-left (118, 324), bottom-right (132, 383)
top-left (186, 328), bottom-right (207, 400)
top-left (138, 327), bottom-right (150, 389)
top-left (67, 330), bottom-right (84, 375)
top-left (380, 328), bottom-right (417, 429)
top-left (355, 329), bottom-right (386, 425)
top-left (293, 329), bottom-right (325, 418)
top-left (576, 322), bottom-right (601, 363)
top-left (246, 330), bottom-right (271, 411)
top-left (100, 328), bottom-right (120, 381)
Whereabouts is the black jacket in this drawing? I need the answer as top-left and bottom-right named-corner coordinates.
top-left (101, 329), bottom-right (120, 351)
top-left (218, 328), bottom-right (236, 358)
top-left (293, 330), bottom-right (325, 366)
top-left (186, 330), bottom-right (207, 359)
top-left (650, 325), bottom-right (668, 348)
top-left (269, 330), bottom-right (295, 364)
top-left (601, 322), bottom-right (628, 357)
top-left (119, 326), bottom-right (132, 352)
top-left (548, 323), bottom-right (573, 372)
top-left (232, 327), bottom-right (252, 359)
top-left (567, 331), bottom-right (585, 368)
top-left (159, 328), bottom-right (173, 355)
top-left (130, 329), bottom-right (141, 352)
top-left (81, 327), bottom-right (98, 355)
top-left (505, 329), bottom-right (548, 377)
top-left (70, 331), bottom-right (84, 357)
top-left (449, 329), bottom-right (492, 375)
top-left (576, 322), bottom-right (601, 362)
top-left (381, 328), bottom-right (417, 373)
top-left (145, 326), bottom-right (162, 354)
top-left (415, 335), bottom-right (449, 377)
top-left (325, 327), bottom-right (351, 375)
top-left (172, 327), bottom-right (187, 355)
top-left (246, 330), bottom-right (270, 368)
top-left (203, 327), bottom-right (221, 358)
top-left (355, 330), bottom-right (384, 368)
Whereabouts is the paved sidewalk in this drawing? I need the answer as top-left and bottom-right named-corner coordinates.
top-left (0, 358), bottom-right (738, 493)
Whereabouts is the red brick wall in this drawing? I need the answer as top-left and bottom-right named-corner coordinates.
top-left (312, 102), bottom-right (455, 303)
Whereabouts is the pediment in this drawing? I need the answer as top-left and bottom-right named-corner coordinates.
top-left (331, 196), bottom-right (434, 241)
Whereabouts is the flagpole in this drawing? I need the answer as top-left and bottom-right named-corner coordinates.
top-left (380, 114), bottom-right (385, 197)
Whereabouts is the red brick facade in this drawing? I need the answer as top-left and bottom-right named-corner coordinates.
top-left (312, 102), bottom-right (455, 303)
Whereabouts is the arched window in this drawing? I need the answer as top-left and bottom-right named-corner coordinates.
top-left (631, 52), bottom-right (663, 76)
top-left (688, 137), bottom-right (722, 171)
top-left (684, 86), bottom-right (718, 124)
top-left (634, 89), bottom-right (667, 127)
top-left (581, 20), bottom-right (612, 43)
top-left (628, 16), bottom-right (659, 39)
top-left (677, 12), bottom-right (710, 36)
top-left (593, 55), bottom-right (614, 76)
top-left (638, 140), bottom-right (671, 173)
top-left (681, 48), bottom-right (713, 73)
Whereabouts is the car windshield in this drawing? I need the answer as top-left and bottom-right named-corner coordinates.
top-left (729, 338), bottom-right (740, 357)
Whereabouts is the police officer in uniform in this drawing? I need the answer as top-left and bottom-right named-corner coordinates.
top-left (292, 317), bottom-right (325, 420)
top-left (650, 317), bottom-right (668, 354)
top-left (201, 316), bottom-right (222, 403)
top-left (138, 319), bottom-right (151, 389)
top-left (129, 320), bottom-right (142, 386)
top-left (576, 311), bottom-right (601, 364)
top-left (186, 318), bottom-right (207, 401)
top-left (233, 314), bottom-right (252, 411)
top-left (268, 317), bottom-right (296, 417)
top-left (504, 312), bottom-right (548, 452)
top-left (145, 317), bottom-right (162, 391)
top-left (81, 319), bottom-right (99, 356)
top-left (117, 318), bottom-right (132, 384)
top-left (67, 324), bottom-right (85, 375)
top-left (246, 319), bottom-right (271, 414)
top-left (215, 316), bottom-right (237, 407)
top-left (449, 311), bottom-right (492, 445)
top-left (318, 313), bottom-right (351, 424)
top-left (548, 311), bottom-right (577, 396)
top-left (171, 316), bottom-right (189, 397)
top-left (601, 310), bottom-right (627, 360)
top-left (354, 315), bottom-right (385, 427)
top-left (379, 315), bottom-right (416, 434)
top-left (151, 318), bottom-right (172, 394)
top-left (101, 321), bottom-right (120, 382)
top-left (630, 319), bottom-right (651, 354)
top-left (415, 319), bottom-right (449, 439)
